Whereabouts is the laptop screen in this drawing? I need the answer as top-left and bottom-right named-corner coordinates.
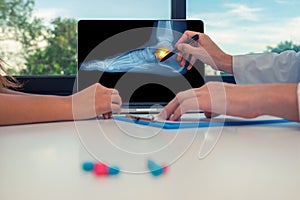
top-left (77, 19), bottom-right (205, 108)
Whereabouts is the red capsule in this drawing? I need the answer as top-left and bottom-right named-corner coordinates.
top-left (93, 162), bottom-right (109, 176)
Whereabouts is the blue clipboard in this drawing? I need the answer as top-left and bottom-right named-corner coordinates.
top-left (113, 115), bottom-right (292, 129)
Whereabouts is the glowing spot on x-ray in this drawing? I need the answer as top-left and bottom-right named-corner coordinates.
top-left (155, 47), bottom-right (170, 60)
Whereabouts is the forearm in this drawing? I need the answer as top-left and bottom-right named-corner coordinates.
top-left (1, 88), bottom-right (29, 95)
top-left (227, 83), bottom-right (299, 121)
top-left (0, 94), bottom-right (73, 126)
top-left (216, 53), bottom-right (233, 74)
top-left (258, 84), bottom-right (299, 121)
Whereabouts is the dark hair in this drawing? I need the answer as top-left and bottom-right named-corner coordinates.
top-left (0, 58), bottom-right (22, 90)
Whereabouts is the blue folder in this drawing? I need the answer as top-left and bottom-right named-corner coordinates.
top-left (113, 115), bottom-right (292, 129)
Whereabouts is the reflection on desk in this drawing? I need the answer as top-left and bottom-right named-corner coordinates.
top-left (0, 114), bottom-right (299, 200)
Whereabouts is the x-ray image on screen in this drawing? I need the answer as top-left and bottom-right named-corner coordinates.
top-left (79, 20), bottom-right (197, 76)
top-left (77, 20), bottom-right (204, 105)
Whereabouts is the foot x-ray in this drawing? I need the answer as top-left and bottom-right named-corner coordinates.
top-left (77, 20), bottom-right (205, 105)
top-left (79, 21), bottom-right (191, 76)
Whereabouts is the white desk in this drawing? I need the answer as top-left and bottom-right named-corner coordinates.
top-left (0, 114), bottom-right (300, 200)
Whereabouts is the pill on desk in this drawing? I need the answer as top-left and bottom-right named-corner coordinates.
top-left (162, 165), bottom-right (169, 174)
top-left (82, 161), bottom-right (94, 172)
top-left (147, 159), bottom-right (164, 177)
top-left (93, 162), bottom-right (109, 176)
top-left (108, 166), bottom-right (120, 175)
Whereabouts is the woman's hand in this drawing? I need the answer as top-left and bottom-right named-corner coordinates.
top-left (71, 83), bottom-right (122, 120)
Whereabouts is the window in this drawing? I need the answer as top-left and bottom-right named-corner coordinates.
top-left (1, 0), bottom-right (171, 94)
top-left (1, 0), bottom-right (171, 76)
top-left (187, 0), bottom-right (300, 76)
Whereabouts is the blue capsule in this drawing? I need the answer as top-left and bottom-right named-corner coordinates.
top-left (147, 160), bottom-right (164, 177)
top-left (108, 166), bottom-right (120, 175)
top-left (82, 162), bottom-right (94, 172)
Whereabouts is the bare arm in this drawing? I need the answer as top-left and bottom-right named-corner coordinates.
top-left (1, 87), bottom-right (30, 95)
top-left (226, 83), bottom-right (298, 121)
top-left (158, 82), bottom-right (299, 122)
top-left (0, 83), bottom-right (122, 126)
top-left (0, 93), bottom-right (72, 125)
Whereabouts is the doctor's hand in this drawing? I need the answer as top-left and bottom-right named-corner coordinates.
top-left (175, 31), bottom-right (233, 73)
top-left (71, 83), bottom-right (122, 120)
top-left (157, 82), bottom-right (263, 121)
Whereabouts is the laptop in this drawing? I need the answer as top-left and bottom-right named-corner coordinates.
top-left (77, 19), bottom-right (205, 113)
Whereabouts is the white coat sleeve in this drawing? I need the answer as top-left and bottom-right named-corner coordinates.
top-left (298, 83), bottom-right (300, 120)
top-left (233, 50), bottom-right (300, 84)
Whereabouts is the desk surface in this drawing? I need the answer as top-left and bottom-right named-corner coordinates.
top-left (0, 114), bottom-right (300, 200)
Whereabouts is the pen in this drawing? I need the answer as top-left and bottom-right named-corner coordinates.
top-left (125, 114), bottom-right (155, 122)
top-left (160, 34), bottom-right (199, 62)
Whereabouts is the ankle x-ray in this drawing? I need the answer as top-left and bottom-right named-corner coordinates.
top-left (79, 21), bottom-right (189, 76)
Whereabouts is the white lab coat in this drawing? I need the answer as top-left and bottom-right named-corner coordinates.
top-left (232, 50), bottom-right (300, 119)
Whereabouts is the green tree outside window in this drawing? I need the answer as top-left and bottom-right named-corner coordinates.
top-left (21, 18), bottom-right (77, 75)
